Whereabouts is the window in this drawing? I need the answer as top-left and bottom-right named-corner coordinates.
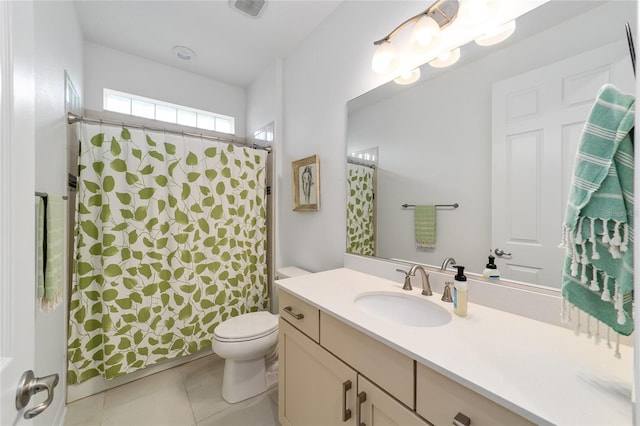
top-left (103, 89), bottom-right (236, 135)
top-left (253, 122), bottom-right (274, 143)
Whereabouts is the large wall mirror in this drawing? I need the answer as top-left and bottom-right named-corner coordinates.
top-left (346, 0), bottom-right (636, 290)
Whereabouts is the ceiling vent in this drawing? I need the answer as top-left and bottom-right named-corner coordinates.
top-left (230, 0), bottom-right (266, 18)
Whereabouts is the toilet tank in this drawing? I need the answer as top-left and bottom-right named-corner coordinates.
top-left (272, 266), bottom-right (311, 313)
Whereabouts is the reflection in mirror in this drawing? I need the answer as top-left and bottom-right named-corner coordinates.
top-left (346, 1), bottom-right (636, 290)
top-left (347, 148), bottom-right (378, 256)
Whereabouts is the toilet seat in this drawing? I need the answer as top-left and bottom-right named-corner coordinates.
top-left (214, 311), bottom-right (278, 342)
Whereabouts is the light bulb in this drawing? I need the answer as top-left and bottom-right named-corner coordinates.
top-left (457, 0), bottom-right (491, 27)
top-left (394, 68), bottom-right (421, 85)
top-left (372, 41), bottom-right (399, 74)
top-left (410, 15), bottom-right (441, 49)
top-left (429, 48), bottom-right (461, 68)
top-left (475, 20), bottom-right (516, 46)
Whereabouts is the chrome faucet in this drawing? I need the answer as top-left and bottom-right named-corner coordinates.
top-left (440, 257), bottom-right (457, 270)
top-left (396, 265), bottom-right (432, 296)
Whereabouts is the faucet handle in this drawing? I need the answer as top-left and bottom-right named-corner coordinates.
top-left (441, 281), bottom-right (453, 303)
top-left (395, 269), bottom-right (413, 291)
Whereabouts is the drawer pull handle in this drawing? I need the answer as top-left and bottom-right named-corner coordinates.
top-left (341, 380), bottom-right (352, 421)
top-left (283, 306), bottom-right (304, 320)
top-left (453, 412), bottom-right (471, 426)
top-left (356, 391), bottom-right (367, 426)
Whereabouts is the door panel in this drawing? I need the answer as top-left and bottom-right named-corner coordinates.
top-left (1, 1), bottom-right (37, 424)
top-left (492, 41), bottom-right (634, 287)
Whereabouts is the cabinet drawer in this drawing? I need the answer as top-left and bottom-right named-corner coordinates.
top-left (416, 363), bottom-right (534, 426)
top-left (320, 311), bottom-right (414, 409)
top-left (279, 290), bottom-right (320, 342)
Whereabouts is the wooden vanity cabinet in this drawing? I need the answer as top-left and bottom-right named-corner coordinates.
top-left (278, 289), bottom-right (320, 342)
top-left (278, 289), bottom-right (533, 426)
top-left (279, 290), bottom-right (425, 426)
top-left (416, 363), bottom-right (535, 426)
top-left (279, 318), bottom-right (357, 426)
top-left (279, 317), bottom-right (427, 426)
top-left (320, 312), bottom-right (414, 408)
top-left (358, 376), bottom-right (427, 426)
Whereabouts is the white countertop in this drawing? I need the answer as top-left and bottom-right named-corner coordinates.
top-left (275, 268), bottom-right (634, 426)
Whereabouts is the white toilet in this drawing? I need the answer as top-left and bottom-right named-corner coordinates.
top-left (212, 266), bottom-right (310, 403)
top-left (212, 311), bottom-right (279, 403)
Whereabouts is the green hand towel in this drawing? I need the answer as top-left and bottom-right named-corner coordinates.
top-left (36, 197), bottom-right (46, 302)
top-left (561, 84), bottom-right (634, 336)
top-left (415, 205), bottom-right (436, 248)
top-left (38, 194), bottom-right (65, 311)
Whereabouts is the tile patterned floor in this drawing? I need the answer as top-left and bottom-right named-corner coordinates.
top-left (63, 355), bottom-right (279, 426)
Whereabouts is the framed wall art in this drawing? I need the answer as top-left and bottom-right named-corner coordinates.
top-left (292, 154), bottom-right (320, 211)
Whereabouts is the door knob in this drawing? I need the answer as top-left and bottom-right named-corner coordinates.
top-left (494, 248), bottom-right (512, 258)
top-left (15, 370), bottom-right (59, 419)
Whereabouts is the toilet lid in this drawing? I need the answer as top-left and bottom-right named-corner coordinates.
top-left (214, 311), bottom-right (279, 341)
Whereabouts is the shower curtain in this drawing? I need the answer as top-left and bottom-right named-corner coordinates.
top-left (346, 163), bottom-right (375, 256)
top-left (68, 123), bottom-right (268, 384)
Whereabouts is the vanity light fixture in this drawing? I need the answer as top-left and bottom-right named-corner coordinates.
top-left (429, 48), bottom-right (460, 68)
top-left (394, 68), bottom-right (421, 85)
top-left (475, 19), bottom-right (516, 46)
top-left (371, 0), bottom-right (459, 75)
top-left (456, 0), bottom-right (492, 27)
top-left (372, 0), bottom-right (523, 84)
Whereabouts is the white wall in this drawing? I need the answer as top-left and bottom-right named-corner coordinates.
top-left (83, 42), bottom-right (247, 137)
top-left (246, 60), bottom-right (281, 136)
top-left (33, 1), bottom-right (84, 424)
top-left (246, 59), bottom-right (284, 310)
top-left (279, 1), bottom-right (416, 272)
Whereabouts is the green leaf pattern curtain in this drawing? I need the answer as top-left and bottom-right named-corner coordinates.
top-left (346, 163), bottom-right (375, 256)
top-left (68, 124), bottom-right (268, 384)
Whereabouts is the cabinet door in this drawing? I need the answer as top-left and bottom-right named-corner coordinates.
top-left (416, 363), bottom-right (534, 426)
top-left (321, 312), bottom-right (414, 408)
top-left (279, 318), bottom-right (357, 426)
top-left (357, 376), bottom-right (428, 426)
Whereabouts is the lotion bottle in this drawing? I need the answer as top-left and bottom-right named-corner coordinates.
top-left (453, 265), bottom-right (468, 317)
top-left (482, 255), bottom-right (500, 279)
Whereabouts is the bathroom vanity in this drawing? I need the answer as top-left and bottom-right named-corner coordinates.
top-left (276, 268), bottom-right (633, 426)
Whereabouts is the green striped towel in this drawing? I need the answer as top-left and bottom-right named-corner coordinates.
top-left (36, 194), bottom-right (65, 311)
top-left (36, 197), bottom-right (45, 302)
top-left (561, 84), bottom-right (634, 337)
top-left (415, 205), bottom-right (436, 248)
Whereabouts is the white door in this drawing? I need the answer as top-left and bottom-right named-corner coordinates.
top-left (492, 41), bottom-right (635, 287)
top-left (1, 1), bottom-right (49, 424)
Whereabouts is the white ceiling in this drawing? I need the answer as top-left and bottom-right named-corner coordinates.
top-left (73, 0), bottom-right (343, 88)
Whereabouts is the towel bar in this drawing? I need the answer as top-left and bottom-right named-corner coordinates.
top-left (401, 203), bottom-right (459, 209)
top-left (35, 192), bottom-right (68, 201)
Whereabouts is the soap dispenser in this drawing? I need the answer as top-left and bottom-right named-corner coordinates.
top-left (482, 255), bottom-right (500, 279)
top-left (453, 265), bottom-right (468, 317)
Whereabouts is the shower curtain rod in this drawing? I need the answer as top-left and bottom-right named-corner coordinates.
top-left (347, 158), bottom-right (376, 169)
top-left (67, 112), bottom-right (271, 152)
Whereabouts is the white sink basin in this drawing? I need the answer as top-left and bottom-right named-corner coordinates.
top-left (354, 292), bottom-right (452, 327)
